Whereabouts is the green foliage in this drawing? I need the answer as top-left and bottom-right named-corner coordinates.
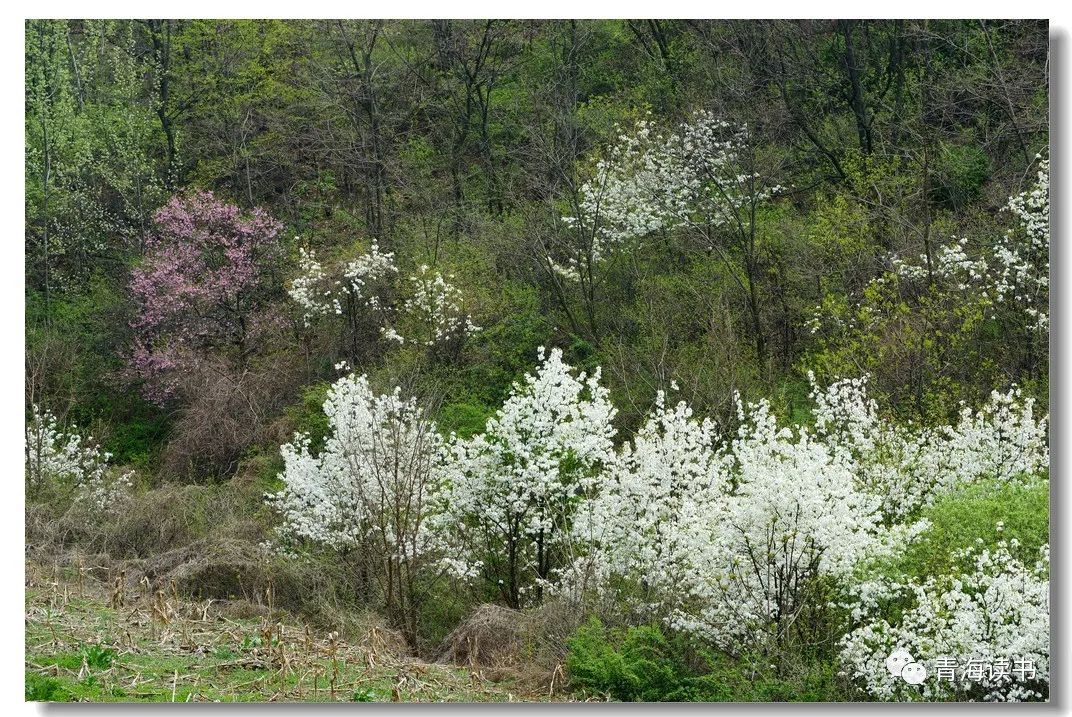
top-left (80, 643), bottom-right (118, 669)
top-left (888, 479), bottom-right (1049, 581)
top-left (286, 382), bottom-right (333, 452)
top-left (436, 402), bottom-right (492, 439)
top-left (26, 672), bottom-right (71, 702)
top-left (933, 141), bottom-right (992, 209)
top-left (22, 19), bottom-right (1051, 703)
top-left (566, 618), bottom-right (848, 702)
top-left (567, 618), bottom-right (714, 701)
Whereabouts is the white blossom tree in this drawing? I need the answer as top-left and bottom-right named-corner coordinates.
top-left (25, 404), bottom-right (131, 511)
top-left (388, 264), bottom-right (480, 350)
top-left (288, 240), bottom-right (398, 363)
top-left (578, 372), bottom-right (1047, 656)
top-left (268, 373), bottom-right (444, 648)
top-left (544, 111), bottom-right (780, 357)
top-left (434, 347), bottom-right (616, 607)
top-left (886, 154), bottom-right (1049, 334)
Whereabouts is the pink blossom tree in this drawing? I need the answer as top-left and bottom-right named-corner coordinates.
top-left (129, 192), bottom-right (283, 403)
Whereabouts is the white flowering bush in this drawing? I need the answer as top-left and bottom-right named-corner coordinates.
top-left (845, 154), bottom-right (1049, 335)
top-left (570, 370), bottom-right (1047, 667)
top-left (556, 111), bottom-right (778, 281)
top-left (268, 373), bottom-right (445, 646)
top-left (434, 347), bottom-right (616, 607)
top-left (270, 373), bottom-right (442, 552)
top-left (583, 387), bottom-right (905, 652)
top-left (391, 265), bottom-right (480, 347)
top-left (264, 344), bottom-right (1049, 693)
top-left (574, 387), bottom-right (721, 604)
top-left (288, 241), bottom-right (398, 327)
top-left (811, 375), bottom-right (1048, 520)
top-left (841, 541), bottom-right (1049, 702)
top-left (25, 404), bottom-right (131, 511)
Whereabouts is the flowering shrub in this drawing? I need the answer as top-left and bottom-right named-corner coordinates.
top-left (129, 192), bottom-right (283, 403)
top-left (391, 265), bottom-right (480, 347)
top-left (571, 386), bottom-right (720, 606)
top-left (265, 346), bottom-right (1049, 695)
top-left (270, 373), bottom-right (442, 552)
top-left (434, 347), bottom-right (616, 607)
top-left (888, 155), bottom-right (1049, 332)
top-left (286, 252), bottom-right (477, 353)
top-left (575, 370), bottom-right (1046, 659)
top-left (812, 375), bottom-right (1048, 520)
top-left (268, 372), bottom-right (444, 646)
top-left (557, 111), bottom-right (778, 279)
top-left (583, 387), bottom-right (903, 651)
top-left (25, 405), bottom-right (131, 511)
top-left (288, 242), bottom-right (397, 327)
top-left (840, 542), bottom-right (1049, 702)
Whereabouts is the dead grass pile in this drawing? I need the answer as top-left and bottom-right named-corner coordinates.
top-left (435, 598), bottom-right (585, 694)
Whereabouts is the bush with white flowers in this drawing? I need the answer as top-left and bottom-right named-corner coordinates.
top-left (840, 541), bottom-right (1049, 702)
top-left (268, 372), bottom-right (445, 647)
top-left (265, 346), bottom-right (1049, 696)
top-left (844, 154), bottom-right (1049, 335)
top-left (269, 373), bottom-right (442, 553)
top-left (556, 111), bottom-right (778, 280)
top-left (434, 347), bottom-right (616, 607)
top-left (812, 375), bottom-right (1047, 521)
top-left (25, 405), bottom-right (132, 511)
top-left (288, 241), bottom-right (398, 327)
top-left (389, 265), bottom-right (480, 347)
top-left (574, 368), bottom-right (1047, 662)
top-left (582, 386), bottom-right (909, 652)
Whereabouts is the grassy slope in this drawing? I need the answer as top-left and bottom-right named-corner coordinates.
top-left (25, 562), bottom-right (556, 703)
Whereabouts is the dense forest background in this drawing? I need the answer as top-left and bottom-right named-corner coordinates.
top-left (25, 19), bottom-right (1049, 702)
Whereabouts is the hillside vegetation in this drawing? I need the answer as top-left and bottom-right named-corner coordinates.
top-left (26, 19), bottom-right (1049, 702)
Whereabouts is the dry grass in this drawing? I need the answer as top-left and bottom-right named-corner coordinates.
top-left (25, 560), bottom-right (564, 703)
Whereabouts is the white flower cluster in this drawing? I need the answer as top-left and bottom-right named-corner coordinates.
top-left (25, 405), bottom-right (131, 511)
top-left (288, 241), bottom-right (397, 327)
top-left (558, 112), bottom-right (777, 279)
top-left (268, 373), bottom-right (443, 556)
top-left (841, 541), bottom-right (1049, 702)
top-left (811, 375), bottom-right (1048, 520)
top-left (433, 347), bottom-right (617, 603)
top-left (393, 265), bottom-right (480, 347)
top-left (887, 155), bottom-right (1049, 332)
top-left (574, 372), bottom-right (1047, 692)
top-left (265, 350), bottom-right (1049, 699)
top-left (581, 385), bottom-right (911, 650)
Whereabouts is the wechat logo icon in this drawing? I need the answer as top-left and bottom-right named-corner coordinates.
top-left (886, 649), bottom-right (927, 685)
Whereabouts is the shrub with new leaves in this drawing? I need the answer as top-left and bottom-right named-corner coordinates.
top-left (435, 347), bottom-right (616, 608)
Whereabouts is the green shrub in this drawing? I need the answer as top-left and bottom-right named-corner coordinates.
top-left (891, 479), bottom-right (1048, 580)
top-left (286, 382), bottom-right (333, 452)
top-left (566, 618), bottom-right (848, 702)
top-left (933, 142), bottom-right (991, 208)
top-left (566, 618), bottom-right (714, 701)
top-left (79, 643), bottom-right (117, 670)
top-left (26, 673), bottom-right (71, 702)
top-left (436, 401), bottom-right (492, 439)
